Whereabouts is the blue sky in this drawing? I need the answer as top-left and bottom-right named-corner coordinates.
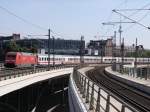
top-left (0, 0), bottom-right (150, 48)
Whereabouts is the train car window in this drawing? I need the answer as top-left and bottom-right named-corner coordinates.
top-left (42, 58), bottom-right (44, 61)
top-left (39, 58), bottom-right (41, 61)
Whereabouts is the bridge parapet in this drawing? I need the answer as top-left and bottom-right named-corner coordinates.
top-left (0, 66), bottom-right (73, 96)
top-left (70, 67), bottom-right (139, 112)
top-left (0, 65), bottom-right (74, 81)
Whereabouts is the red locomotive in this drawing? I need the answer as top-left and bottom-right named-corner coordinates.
top-left (4, 52), bottom-right (37, 67)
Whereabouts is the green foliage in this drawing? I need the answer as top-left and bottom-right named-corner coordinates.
top-left (125, 50), bottom-right (150, 57)
top-left (6, 41), bottom-right (20, 52)
top-left (5, 41), bottom-right (37, 53)
top-left (142, 50), bottom-right (150, 57)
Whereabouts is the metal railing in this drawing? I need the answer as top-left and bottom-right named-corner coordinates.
top-left (73, 68), bottom-right (139, 112)
top-left (112, 63), bottom-right (150, 80)
top-left (0, 65), bottom-right (75, 81)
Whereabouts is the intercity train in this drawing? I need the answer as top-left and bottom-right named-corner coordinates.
top-left (4, 52), bottom-right (150, 67)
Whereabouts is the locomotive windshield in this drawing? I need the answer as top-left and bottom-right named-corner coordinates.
top-left (6, 55), bottom-right (16, 59)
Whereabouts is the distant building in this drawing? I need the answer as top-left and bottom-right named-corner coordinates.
top-left (86, 38), bottom-right (113, 56)
top-left (86, 38), bottom-right (144, 57)
top-left (0, 34), bottom-right (20, 41)
top-left (105, 38), bottom-right (113, 56)
top-left (15, 38), bottom-right (85, 55)
top-left (114, 44), bottom-right (144, 57)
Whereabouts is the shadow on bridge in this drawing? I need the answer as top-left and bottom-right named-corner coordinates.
top-left (0, 74), bottom-right (70, 112)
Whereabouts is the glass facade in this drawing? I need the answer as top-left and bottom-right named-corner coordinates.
top-left (16, 38), bottom-right (85, 55)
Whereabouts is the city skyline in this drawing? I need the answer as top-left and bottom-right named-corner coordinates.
top-left (0, 0), bottom-right (150, 48)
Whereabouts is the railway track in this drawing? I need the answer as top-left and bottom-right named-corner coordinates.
top-left (86, 67), bottom-right (150, 112)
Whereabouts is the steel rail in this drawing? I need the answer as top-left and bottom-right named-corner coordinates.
top-left (87, 67), bottom-right (150, 112)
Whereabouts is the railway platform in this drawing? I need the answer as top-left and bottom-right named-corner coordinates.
top-left (105, 67), bottom-right (150, 94)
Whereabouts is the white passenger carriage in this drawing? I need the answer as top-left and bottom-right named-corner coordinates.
top-left (37, 54), bottom-right (150, 65)
top-left (38, 54), bottom-right (66, 65)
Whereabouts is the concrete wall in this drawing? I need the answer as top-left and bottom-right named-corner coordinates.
top-left (68, 73), bottom-right (87, 112)
top-left (0, 68), bottom-right (73, 96)
top-left (105, 67), bottom-right (150, 95)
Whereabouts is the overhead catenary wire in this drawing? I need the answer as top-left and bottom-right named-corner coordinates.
top-left (102, 2), bottom-right (150, 47)
top-left (123, 2), bottom-right (150, 20)
top-left (123, 10), bottom-right (150, 32)
top-left (102, 2), bottom-right (150, 36)
top-left (115, 9), bottom-right (150, 11)
top-left (0, 5), bottom-right (73, 39)
top-left (101, 0), bottom-right (129, 36)
top-left (124, 3), bottom-right (150, 32)
top-left (0, 5), bottom-right (47, 31)
top-left (113, 2), bottom-right (150, 32)
top-left (113, 9), bottom-right (150, 30)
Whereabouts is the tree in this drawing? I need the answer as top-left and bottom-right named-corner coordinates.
top-left (142, 50), bottom-right (150, 57)
top-left (30, 47), bottom-right (37, 54)
top-left (5, 41), bottom-right (20, 52)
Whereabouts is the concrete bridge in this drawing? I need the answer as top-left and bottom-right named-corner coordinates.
top-left (0, 66), bottom-right (73, 112)
top-left (0, 64), bottom-right (146, 112)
